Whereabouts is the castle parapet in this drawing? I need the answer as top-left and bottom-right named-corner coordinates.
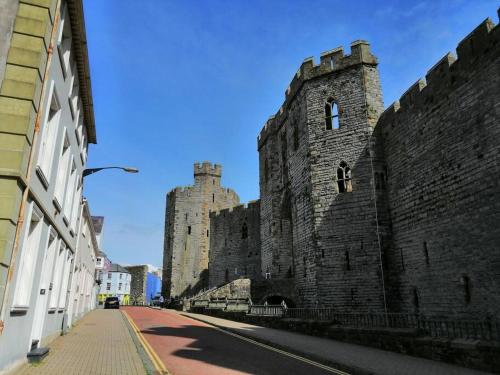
top-left (377, 13), bottom-right (499, 125)
top-left (258, 40), bottom-right (378, 148)
top-left (194, 161), bottom-right (222, 177)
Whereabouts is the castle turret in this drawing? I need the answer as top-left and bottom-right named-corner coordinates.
top-left (194, 161), bottom-right (222, 186)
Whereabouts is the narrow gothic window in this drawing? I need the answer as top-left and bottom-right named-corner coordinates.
top-left (413, 288), bottom-right (420, 312)
top-left (345, 250), bottom-right (351, 270)
top-left (462, 276), bottom-right (471, 304)
top-left (225, 268), bottom-right (229, 282)
top-left (423, 242), bottom-right (429, 264)
top-left (212, 193), bottom-right (215, 203)
top-left (188, 226), bottom-right (191, 235)
top-left (337, 162), bottom-right (352, 193)
top-left (293, 125), bottom-right (299, 150)
top-left (264, 158), bottom-right (269, 182)
top-left (325, 98), bottom-right (339, 130)
top-left (241, 223), bottom-right (248, 239)
top-left (303, 256), bottom-right (306, 278)
top-left (400, 248), bottom-right (405, 271)
top-left (207, 230), bottom-right (209, 237)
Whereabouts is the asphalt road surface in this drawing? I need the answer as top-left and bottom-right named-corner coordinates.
top-left (123, 307), bottom-right (346, 375)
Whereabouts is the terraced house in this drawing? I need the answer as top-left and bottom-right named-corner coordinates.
top-left (0, 0), bottom-right (98, 371)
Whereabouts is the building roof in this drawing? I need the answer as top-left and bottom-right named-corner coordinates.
top-left (109, 264), bottom-right (130, 274)
top-left (67, 0), bottom-right (96, 143)
top-left (91, 216), bottom-right (104, 234)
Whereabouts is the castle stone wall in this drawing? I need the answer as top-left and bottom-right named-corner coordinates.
top-left (375, 17), bottom-right (500, 318)
top-left (169, 10), bottom-right (500, 320)
top-left (162, 162), bottom-right (240, 298)
top-left (209, 200), bottom-right (261, 288)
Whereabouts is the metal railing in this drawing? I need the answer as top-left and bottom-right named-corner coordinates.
top-left (249, 304), bottom-right (285, 317)
top-left (190, 300), bottom-right (500, 342)
top-left (418, 318), bottom-right (500, 341)
top-left (281, 309), bottom-right (500, 341)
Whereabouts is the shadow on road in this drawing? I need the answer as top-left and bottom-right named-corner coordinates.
top-left (139, 320), bottom-right (334, 375)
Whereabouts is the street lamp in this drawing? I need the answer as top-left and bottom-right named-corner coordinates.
top-left (82, 166), bottom-right (139, 178)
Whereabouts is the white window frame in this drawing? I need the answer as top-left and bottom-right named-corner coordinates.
top-left (37, 81), bottom-right (61, 186)
top-left (57, 4), bottom-right (72, 78)
top-left (63, 157), bottom-right (77, 223)
top-left (11, 202), bottom-right (44, 310)
top-left (80, 126), bottom-right (88, 163)
top-left (58, 250), bottom-right (73, 309)
top-left (70, 179), bottom-right (81, 231)
top-left (54, 130), bottom-right (71, 209)
top-left (49, 242), bottom-right (66, 309)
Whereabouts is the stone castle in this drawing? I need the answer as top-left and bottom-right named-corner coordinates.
top-left (163, 12), bottom-right (500, 319)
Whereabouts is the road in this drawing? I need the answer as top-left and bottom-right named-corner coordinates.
top-left (122, 307), bottom-right (344, 375)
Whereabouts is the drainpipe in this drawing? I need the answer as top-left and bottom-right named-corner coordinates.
top-left (0, 0), bottom-right (62, 333)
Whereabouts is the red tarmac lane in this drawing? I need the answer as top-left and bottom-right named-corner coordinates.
top-left (123, 307), bottom-right (341, 375)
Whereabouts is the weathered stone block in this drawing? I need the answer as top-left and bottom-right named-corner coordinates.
top-left (7, 33), bottom-right (47, 76)
top-left (1, 65), bottom-right (42, 110)
top-left (0, 133), bottom-right (31, 175)
top-left (0, 219), bottom-right (18, 267)
top-left (21, 0), bottom-right (57, 21)
top-left (14, 3), bottom-right (52, 48)
top-left (0, 97), bottom-right (36, 141)
top-left (0, 178), bottom-right (22, 223)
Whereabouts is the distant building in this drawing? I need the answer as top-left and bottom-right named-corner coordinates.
top-left (98, 264), bottom-right (131, 305)
top-left (91, 216), bottom-right (105, 250)
top-left (95, 250), bottom-right (111, 281)
top-left (126, 265), bottom-right (162, 305)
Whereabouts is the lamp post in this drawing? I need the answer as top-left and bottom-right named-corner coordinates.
top-left (82, 166), bottom-right (139, 178)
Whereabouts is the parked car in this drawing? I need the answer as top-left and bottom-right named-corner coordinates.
top-left (104, 297), bottom-right (120, 309)
top-left (150, 295), bottom-right (164, 307)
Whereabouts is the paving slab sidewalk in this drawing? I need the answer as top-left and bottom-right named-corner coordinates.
top-left (15, 309), bottom-right (146, 375)
top-left (180, 311), bottom-right (494, 375)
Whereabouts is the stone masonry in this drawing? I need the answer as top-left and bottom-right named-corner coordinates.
top-left (125, 265), bottom-right (147, 305)
top-left (373, 17), bottom-right (500, 318)
top-left (209, 200), bottom-right (261, 288)
top-left (164, 10), bottom-right (500, 320)
top-left (162, 162), bottom-right (239, 298)
top-left (253, 12), bottom-right (500, 317)
top-left (258, 40), bottom-right (387, 310)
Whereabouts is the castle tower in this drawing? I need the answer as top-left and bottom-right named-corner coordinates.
top-left (258, 41), bottom-right (388, 310)
top-left (162, 162), bottom-right (240, 298)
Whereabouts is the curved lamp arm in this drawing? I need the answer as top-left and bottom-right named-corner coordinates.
top-left (83, 166), bottom-right (139, 178)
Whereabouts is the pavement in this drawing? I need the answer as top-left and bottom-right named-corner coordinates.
top-left (179, 310), bottom-right (495, 375)
top-left (12, 307), bottom-right (495, 375)
top-left (15, 309), bottom-right (146, 375)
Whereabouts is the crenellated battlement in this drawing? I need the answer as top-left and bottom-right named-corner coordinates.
top-left (258, 40), bottom-right (378, 148)
top-left (209, 199), bottom-right (260, 219)
top-left (194, 161), bottom-right (222, 177)
top-left (378, 14), bottom-right (499, 125)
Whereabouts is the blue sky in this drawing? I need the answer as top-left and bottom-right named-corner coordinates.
top-left (82, 0), bottom-right (498, 267)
